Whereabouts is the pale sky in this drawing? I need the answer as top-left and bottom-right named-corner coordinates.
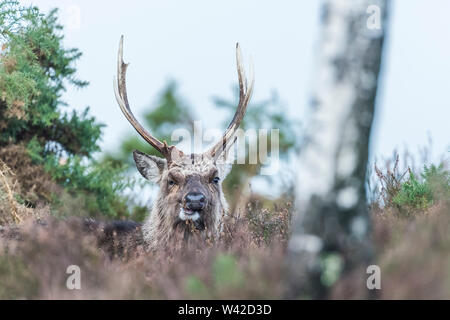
top-left (19, 0), bottom-right (450, 166)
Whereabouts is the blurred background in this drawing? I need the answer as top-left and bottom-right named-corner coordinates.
top-left (19, 0), bottom-right (450, 163)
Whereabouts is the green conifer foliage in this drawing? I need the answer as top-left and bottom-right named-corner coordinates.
top-left (0, 1), bottom-right (128, 218)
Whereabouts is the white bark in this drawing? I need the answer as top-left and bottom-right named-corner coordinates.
top-left (285, 0), bottom-right (389, 299)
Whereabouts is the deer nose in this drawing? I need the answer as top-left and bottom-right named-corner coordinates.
top-left (185, 192), bottom-right (206, 211)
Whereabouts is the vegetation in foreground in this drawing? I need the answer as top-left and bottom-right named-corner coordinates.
top-left (0, 154), bottom-right (449, 299)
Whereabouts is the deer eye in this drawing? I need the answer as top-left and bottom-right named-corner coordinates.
top-left (168, 179), bottom-right (176, 186)
top-left (212, 177), bottom-right (220, 184)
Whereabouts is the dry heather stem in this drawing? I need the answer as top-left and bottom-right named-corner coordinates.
top-left (0, 159), bottom-right (22, 224)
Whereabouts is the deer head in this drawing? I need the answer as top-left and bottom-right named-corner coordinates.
top-left (113, 36), bottom-right (254, 249)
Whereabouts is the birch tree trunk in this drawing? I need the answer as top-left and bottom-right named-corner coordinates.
top-left (285, 0), bottom-right (389, 299)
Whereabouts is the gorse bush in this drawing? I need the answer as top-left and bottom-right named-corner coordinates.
top-left (379, 162), bottom-right (450, 215)
top-left (0, 1), bottom-right (93, 146)
top-left (27, 137), bottom-right (130, 217)
top-left (0, 1), bottom-right (128, 218)
top-left (423, 163), bottom-right (450, 202)
top-left (393, 171), bottom-right (433, 211)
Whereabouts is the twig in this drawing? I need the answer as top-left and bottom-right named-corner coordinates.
top-left (0, 159), bottom-right (22, 223)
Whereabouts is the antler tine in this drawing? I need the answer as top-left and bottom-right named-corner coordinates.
top-left (208, 43), bottom-right (254, 160)
top-left (114, 36), bottom-right (173, 158)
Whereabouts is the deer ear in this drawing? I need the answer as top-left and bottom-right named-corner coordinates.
top-left (133, 150), bottom-right (167, 182)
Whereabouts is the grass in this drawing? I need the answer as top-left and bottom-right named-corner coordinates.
top-left (0, 149), bottom-right (449, 299)
top-left (0, 212), bottom-right (287, 299)
top-left (333, 157), bottom-right (450, 298)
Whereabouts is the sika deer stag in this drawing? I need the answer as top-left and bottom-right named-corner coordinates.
top-left (113, 36), bottom-right (254, 249)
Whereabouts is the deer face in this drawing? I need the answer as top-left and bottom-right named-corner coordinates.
top-left (133, 151), bottom-right (231, 232)
top-left (113, 36), bottom-right (253, 247)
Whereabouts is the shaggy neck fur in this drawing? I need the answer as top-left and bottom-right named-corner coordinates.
top-left (142, 191), bottom-right (229, 250)
top-left (136, 152), bottom-right (231, 250)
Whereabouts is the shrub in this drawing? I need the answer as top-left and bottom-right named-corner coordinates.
top-left (0, 200), bottom-right (289, 299)
top-left (0, 1), bottom-right (129, 218)
top-left (393, 164), bottom-right (450, 214)
top-left (422, 164), bottom-right (450, 202)
top-left (393, 171), bottom-right (433, 212)
top-left (374, 158), bottom-right (450, 216)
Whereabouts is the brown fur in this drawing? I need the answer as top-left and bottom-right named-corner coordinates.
top-left (114, 37), bottom-right (254, 251)
top-left (134, 151), bottom-right (231, 250)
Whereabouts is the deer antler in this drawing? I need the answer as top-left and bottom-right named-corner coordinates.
top-left (208, 43), bottom-right (254, 160)
top-left (113, 35), bottom-right (180, 161)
